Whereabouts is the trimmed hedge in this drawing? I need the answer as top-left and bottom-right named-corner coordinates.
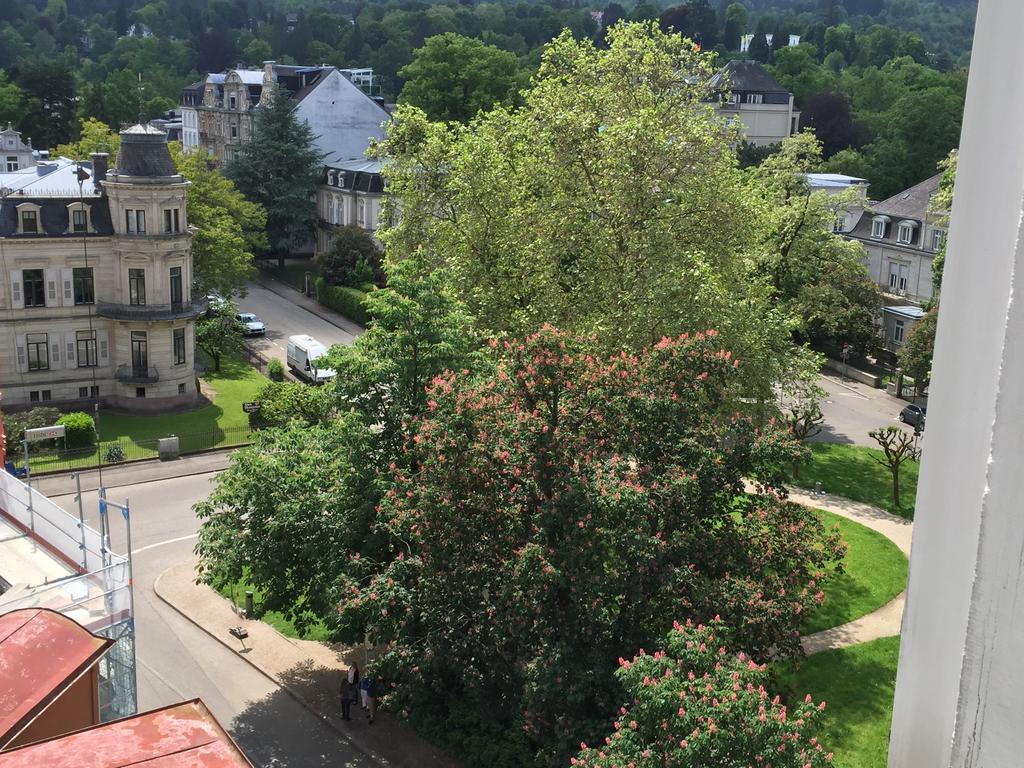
top-left (315, 277), bottom-right (371, 325)
top-left (267, 357), bottom-right (285, 381)
top-left (56, 411), bottom-right (97, 448)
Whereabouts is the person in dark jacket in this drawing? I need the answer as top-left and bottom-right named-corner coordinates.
top-left (365, 675), bottom-right (378, 724)
top-left (340, 664), bottom-right (360, 721)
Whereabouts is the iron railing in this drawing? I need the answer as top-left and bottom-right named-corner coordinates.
top-left (96, 298), bottom-right (207, 321)
top-left (115, 365), bottom-right (159, 384)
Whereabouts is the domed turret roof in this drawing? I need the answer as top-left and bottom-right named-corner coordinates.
top-left (114, 123), bottom-right (178, 179)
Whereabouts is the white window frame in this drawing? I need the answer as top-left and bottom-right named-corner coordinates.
top-left (871, 217), bottom-right (887, 239)
top-left (5, 155), bottom-right (17, 172)
top-left (16, 203), bottom-right (41, 235)
top-left (897, 223), bottom-right (915, 245)
top-left (894, 320), bottom-right (906, 346)
top-left (932, 229), bottom-right (946, 252)
top-left (67, 202), bottom-right (90, 234)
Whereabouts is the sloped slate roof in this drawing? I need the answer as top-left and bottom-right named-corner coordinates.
top-left (871, 173), bottom-right (943, 220)
top-left (710, 60), bottom-right (790, 94)
top-left (0, 198), bottom-right (112, 237)
top-left (115, 124), bottom-right (177, 178)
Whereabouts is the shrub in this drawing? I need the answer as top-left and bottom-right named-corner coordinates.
top-left (315, 278), bottom-right (371, 325)
top-left (56, 412), bottom-right (97, 449)
top-left (3, 407), bottom-right (61, 454)
top-left (103, 444), bottom-right (126, 463)
top-left (267, 357), bottom-right (285, 381)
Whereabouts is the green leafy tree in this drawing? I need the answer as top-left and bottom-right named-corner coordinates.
top-left (0, 70), bottom-right (24, 128)
top-left (54, 118), bottom-right (120, 165)
top-left (170, 143), bottom-right (265, 296)
top-left (576, 619), bottom-right (833, 767)
top-left (379, 23), bottom-right (807, 403)
top-left (249, 380), bottom-right (336, 428)
top-left (869, 425), bottom-right (920, 511)
top-left (399, 33), bottom-right (526, 123)
top-left (326, 252), bottom-right (480, 459)
top-left (194, 416), bottom-right (378, 633)
top-left (748, 31), bottom-right (770, 62)
top-left (749, 133), bottom-right (881, 352)
top-left (899, 308), bottom-right (937, 391)
top-left (315, 224), bottom-right (381, 287)
top-left (339, 328), bottom-right (843, 765)
top-left (195, 303), bottom-right (243, 372)
top-left (769, 44), bottom-right (835, 105)
top-left (15, 61), bottom-right (78, 148)
top-left (929, 149), bottom-right (957, 296)
top-left (722, 3), bottom-right (747, 50)
top-left (225, 84), bottom-right (323, 265)
top-left (79, 69), bottom-right (140, 130)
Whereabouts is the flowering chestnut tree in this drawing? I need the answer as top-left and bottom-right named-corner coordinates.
top-left (338, 326), bottom-right (844, 765)
top-left (575, 619), bottom-right (834, 768)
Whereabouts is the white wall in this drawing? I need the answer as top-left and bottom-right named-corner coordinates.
top-left (888, 1), bottom-right (1024, 765)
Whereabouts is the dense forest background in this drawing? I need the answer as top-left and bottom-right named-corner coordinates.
top-left (0, 0), bottom-right (976, 196)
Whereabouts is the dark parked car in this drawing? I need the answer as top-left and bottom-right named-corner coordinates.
top-left (900, 404), bottom-right (927, 428)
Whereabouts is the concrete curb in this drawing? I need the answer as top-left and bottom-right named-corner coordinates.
top-left (152, 564), bottom-right (391, 768)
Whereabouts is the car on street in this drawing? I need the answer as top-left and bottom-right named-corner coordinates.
top-left (206, 292), bottom-right (227, 315)
top-left (900, 403), bottom-right (927, 428)
top-left (236, 312), bottom-right (266, 336)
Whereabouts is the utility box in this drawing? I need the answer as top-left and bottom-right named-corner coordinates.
top-left (158, 436), bottom-right (180, 460)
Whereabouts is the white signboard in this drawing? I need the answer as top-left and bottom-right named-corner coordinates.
top-left (24, 425), bottom-right (66, 442)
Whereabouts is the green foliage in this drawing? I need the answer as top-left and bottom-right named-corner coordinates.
top-left (267, 357), bottom-right (284, 382)
top-left (326, 252), bottom-right (480, 458)
top-left (577, 619), bottom-right (833, 767)
top-left (929, 149), bottom-right (957, 296)
top-left (0, 70), bottom-right (25, 128)
top-left (898, 309), bottom-right (937, 391)
top-left (194, 416), bottom-right (378, 634)
top-left (225, 84), bottom-right (323, 257)
top-left (170, 143), bottom-right (265, 296)
top-left (315, 278), bottom-right (371, 325)
top-left (56, 411), bottom-right (96, 449)
top-left (795, 442), bottom-right (919, 519)
top-left (399, 33), bottom-right (527, 123)
top-left (15, 61), bottom-right (78, 148)
top-left (339, 328), bottom-right (843, 765)
top-left (249, 380), bottom-right (335, 428)
top-left (103, 444), bottom-right (126, 464)
top-left (379, 23), bottom-right (808, 403)
top-left (314, 224), bottom-right (382, 287)
top-left (196, 303), bottom-right (244, 373)
top-left (54, 118), bottom-right (120, 165)
top-left (79, 69), bottom-right (140, 130)
top-left (2, 407), bottom-right (60, 454)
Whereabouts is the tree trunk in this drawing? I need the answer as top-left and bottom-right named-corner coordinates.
top-left (213, 352), bottom-right (221, 372)
top-left (792, 460), bottom-right (800, 480)
top-left (892, 465), bottom-right (900, 509)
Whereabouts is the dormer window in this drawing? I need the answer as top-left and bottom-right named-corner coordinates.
top-left (67, 203), bottom-right (90, 233)
top-left (932, 229), bottom-right (946, 251)
top-left (17, 203), bottom-right (41, 234)
top-left (745, 93), bottom-right (764, 104)
top-left (871, 216), bottom-right (889, 239)
top-left (897, 220), bottom-right (918, 245)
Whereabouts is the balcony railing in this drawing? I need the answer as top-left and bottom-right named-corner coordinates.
top-left (115, 365), bottom-right (159, 384)
top-left (97, 298), bottom-right (207, 321)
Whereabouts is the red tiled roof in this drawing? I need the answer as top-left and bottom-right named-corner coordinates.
top-left (0, 700), bottom-right (252, 767)
top-left (0, 609), bottom-right (112, 748)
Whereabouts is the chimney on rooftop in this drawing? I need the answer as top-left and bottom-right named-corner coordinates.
top-left (90, 153), bottom-right (108, 183)
top-left (263, 60), bottom-right (276, 82)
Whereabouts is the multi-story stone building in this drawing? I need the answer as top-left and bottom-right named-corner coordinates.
top-left (0, 124), bottom-right (202, 412)
top-left (710, 60), bottom-right (800, 147)
top-left (314, 158), bottom-right (385, 258)
top-left (180, 62), bottom-right (389, 166)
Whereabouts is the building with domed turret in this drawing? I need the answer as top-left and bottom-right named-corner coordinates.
top-left (0, 124), bottom-right (203, 412)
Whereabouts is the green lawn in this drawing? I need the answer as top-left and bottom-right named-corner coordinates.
top-left (776, 636), bottom-right (900, 768)
top-left (802, 510), bottom-right (908, 635)
top-left (31, 357), bottom-right (265, 473)
top-left (218, 577), bottom-right (331, 642)
top-left (795, 443), bottom-right (919, 519)
top-left (265, 259), bottom-right (318, 292)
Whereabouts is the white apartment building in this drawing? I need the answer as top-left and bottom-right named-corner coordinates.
top-left (711, 60), bottom-right (800, 147)
top-left (0, 125), bottom-right (201, 412)
top-left (0, 126), bottom-right (36, 172)
top-left (314, 158), bottom-right (385, 257)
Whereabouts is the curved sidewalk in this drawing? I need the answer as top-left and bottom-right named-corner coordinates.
top-left (789, 488), bottom-right (913, 655)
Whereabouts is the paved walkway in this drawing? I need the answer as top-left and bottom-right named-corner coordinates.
top-left (791, 488), bottom-right (913, 655)
top-left (154, 559), bottom-right (460, 768)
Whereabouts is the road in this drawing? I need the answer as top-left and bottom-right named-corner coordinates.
top-left (49, 473), bottom-right (373, 768)
top-left (236, 280), bottom-right (360, 366)
top-left (813, 373), bottom-right (917, 447)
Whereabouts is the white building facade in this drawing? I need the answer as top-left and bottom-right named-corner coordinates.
top-left (711, 60), bottom-right (800, 147)
top-left (314, 159), bottom-right (385, 257)
top-left (0, 125), bottom-right (202, 412)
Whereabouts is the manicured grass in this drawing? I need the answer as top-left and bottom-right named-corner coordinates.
top-left (776, 636), bottom-right (900, 768)
top-left (218, 577), bottom-right (331, 642)
top-left (31, 357), bottom-right (265, 473)
top-left (802, 510), bottom-right (908, 635)
top-left (795, 443), bottom-right (919, 519)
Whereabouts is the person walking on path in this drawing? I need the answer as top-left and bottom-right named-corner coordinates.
top-left (365, 675), bottom-right (378, 725)
top-left (359, 672), bottom-right (371, 712)
top-left (339, 673), bottom-right (355, 721)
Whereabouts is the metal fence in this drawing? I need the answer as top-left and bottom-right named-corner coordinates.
top-left (25, 425), bottom-right (255, 475)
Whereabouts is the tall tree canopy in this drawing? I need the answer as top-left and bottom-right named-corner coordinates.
top-left (225, 85), bottom-right (322, 261)
top-left (378, 22), bottom-right (809, 402)
top-left (399, 33), bottom-right (527, 123)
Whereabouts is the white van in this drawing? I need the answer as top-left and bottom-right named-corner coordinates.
top-left (286, 335), bottom-right (337, 384)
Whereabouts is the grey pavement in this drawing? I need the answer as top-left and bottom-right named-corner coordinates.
top-left (239, 274), bottom-right (362, 367)
top-left (814, 372), bottom-right (916, 447)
